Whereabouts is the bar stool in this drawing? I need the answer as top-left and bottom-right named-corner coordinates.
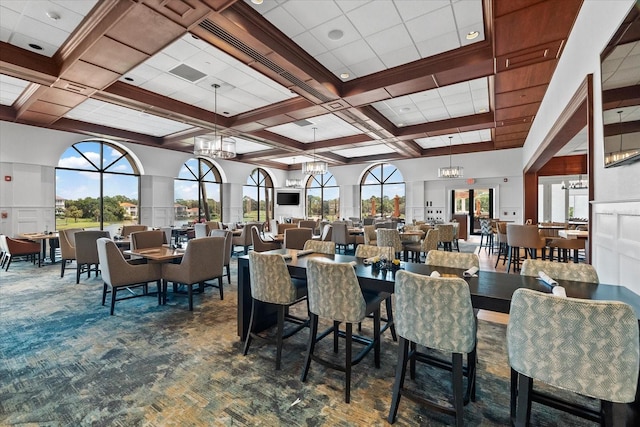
top-left (478, 218), bottom-right (493, 254)
top-left (506, 224), bottom-right (546, 273)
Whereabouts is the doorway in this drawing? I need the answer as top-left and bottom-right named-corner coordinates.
top-left (452, 188), bottom-right (493, 235)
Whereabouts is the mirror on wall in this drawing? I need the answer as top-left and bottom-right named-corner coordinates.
top-left (600, 4), bottom-right (640, 168)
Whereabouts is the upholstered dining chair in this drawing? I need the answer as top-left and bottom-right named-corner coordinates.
top-left (332, 221), bottom-right (356, 254)
top-left (210, 229), bottom-right (233, 284)
top-left (376, 229), bottom-right (404, 259)
top-left (403, 228), bottom-right (439, 262)
top-left (494, 221), bottom-right (508, 268)
top-left (130, 230), bottom-right (165, 250)
top-left (362, 225), bottom-right (377, 246)
top-left (250, 225), bottom-right (280, 252)
top-left (194, 223), bottom-right (208, 239)
top-left (96, 238), bottom-right (162, 315)
top-left (162, 236), bottom-right (225, 310)
top-left (244, 251), bottom-right (308, 370)
top-left (0, 235), bottom-right (9, 269)
top-left (319, 224), bottom-right (332, 241)
top-left (3, 236), bottom-right (41, 270)
top-left (301, 258), bottom-right (384, 403)
top-left (59, 228), bottom-right (83, 278)
top-left (120, 224), bottom-right (147, 237)
top-left (233, 222), bottom-right (261, 255)
top-left (388, 271), bottom-right (477, 426)
top-left (284, 227), bottom-right (313, 250)
top-left (303, 239), bottom-right (335, 255)
top-left (478, 218), bottom-right (494, 254)
top-left (298, 220), bottom-right (317, 232)
top-left (507, 288), bottom-right (639, 427)
top-left (75, 230), bottom-right (110, 283)
top-left (425, 251), bottom-right (480, 270)
top-left (506, 224), bottom-right (546, 273)
top-left (436, 224), bottom-right (455, 251)
top-left (520, 259), bottom-right (599, 283)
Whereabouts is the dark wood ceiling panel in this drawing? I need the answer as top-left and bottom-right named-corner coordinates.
top-left (141, 0), bottom-right (213, 26)
top-left (495, 131), bottom-right (529, 143)
top-left (538, 154), bottom-right (587, 176)
top-left (495, 40), bottom-right (563, 73)
top-left (495, 122), bottom-right (532, 136)
top-left (60, 60), bottom-right (120, 90)
top-left (495, 102), bottom-right (540, 121)
top-left (494, 60), bottom-right (556, 93)
top-left (79, 37), bottom-right (149, 74)
top-left (0, 42), bottom-right (58, 85)
top-left (28, 100), bottom-right (72, 117)
top-left (495, 84), bottom-right (547, 109)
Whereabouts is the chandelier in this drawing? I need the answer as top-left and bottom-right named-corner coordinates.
top-left (562, 175), bottom-right (588, 190)
top-left (286, 157), bottom-right (303, 188)
top-left (302, 127), bottom-right (328, 176)
top-left (193, 83), bottom-right (236, 159)
top-left (438, 136), bottom-right (463, 178)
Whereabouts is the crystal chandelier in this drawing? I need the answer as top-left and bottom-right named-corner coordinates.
top-left (302, 127), bottom-right (328, 176)
top-left (285, 157), bottom-right (303, 188)
top-left (193, 83), bottom-right (236, 159)
top-left (561, 175), bottom-right (588, 190)
top-left (438, 136), bottom-right (463, 178)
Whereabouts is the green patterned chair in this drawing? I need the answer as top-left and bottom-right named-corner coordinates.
top-left (507, 288), bottom-right (639, 426)
top-left (520, 259), bottom-right (599, 283)
top-left (436, 224), bottom-right (455, 251)
top-left (388, 270), bottom-right (477, 426)
top-left (303, 239), bottom-right (335, 255)
top-left (244, 251), bottom-right (308, 370)
top-left (404, 228), bottom-right (439, 262)
top-left (376, 229), bottom-right (404, 259)
top-left (425, 250), bottom-right (479, 270)
top-left (301, 258), bottom-right (384, 403)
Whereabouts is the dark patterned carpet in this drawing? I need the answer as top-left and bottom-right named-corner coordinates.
top-left (0, 251), bottom-right (598, 426)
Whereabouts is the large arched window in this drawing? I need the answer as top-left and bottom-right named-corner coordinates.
top-left (174, 158), bottom-right (222, 225)
top-left (56, 141), bottom-right (140, 234)
top-left (243, 168), bottom-right (273, 223)
top-left (305, 172), bottom-right (339, 220)
top-left (360, 163), bottom-right (405, 218)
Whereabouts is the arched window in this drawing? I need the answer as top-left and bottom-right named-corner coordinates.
top-left (174, 158), bottom-right (222, 225)
top-left (56, 141), bottom-right (140, 234)
top-left (305, 172), bottom-right (339, 220)
top-left (243, 168), bottom-right (273, 223)
top-left (360, 163), bottom-right (405, 218)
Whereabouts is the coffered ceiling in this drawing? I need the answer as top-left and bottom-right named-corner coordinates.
top-left (0, 0), bottom-right (584, 170)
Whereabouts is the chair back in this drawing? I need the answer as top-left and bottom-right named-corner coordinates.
top-left (277, 223), bottom-right (298, 235)
top-left (425, 251), bottom-right (479, 269)
top-left (507, 288), bottom-right (639, 402)
top-left (363, 225), bottom-right (377, 245)
top-left (376, 229), bottom-right (403, 253)
top-left (436, 224), bottom-right (454, 242)
top-left (331, 222), bottom-right (350, 245)
top-left (210, 229), bottom-right (233, 266)
top-left (194, 223), bottom-right (208, 239)
top-left (479, 218), bottom-right (492, 235)
top-left (248, 251), bottom-right (298, 305)
top-left (354, 244), bottom-right (393, 259)
top-left (303, 239), bottom-right (335, 255)
top-left (60, 228), bottom-right (83, 260)
top-left (320, 224), bottom-right (332, 241)
top-left (75, 230), bottom-right (110, 264)
top-left (131, 230), bottom-right (165, 250)
top-left (169, 237), bottom-right (225, 284)
top-left (298, 220), bottom-right (317, 231)
top-left (395, 270), bottom-right (475, 354)
top-left (507, 224), bottom-right (545, 249)
top-left (520, 259), bottom-right (599, 283)
top-left (284, 228), bottom-right (313, 250)
top-left (269, 219), bottom-right (279, 233)
top-left (306, 258), bottom-right (366, 323)
top-left (421, 228), bottom-right (439, 253)
top-left (0, 235), bottom-right (8, 255)
top-left (120, 225), bottom-right (147, 237)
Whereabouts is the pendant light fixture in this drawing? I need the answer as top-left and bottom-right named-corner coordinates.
top-left (193, 83), bottom-right (236, 159)
top-left (285, 157), bottom-right (303, 188)
top-left (438, 136), bottom-right (463, 178)
top-left (302, 127), bottom-right (328, 176)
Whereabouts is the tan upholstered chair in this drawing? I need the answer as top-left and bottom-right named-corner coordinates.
top-left (436, 224), bottom-right (455, 251)
top-left (494, 221), bottom-right (508, 268)
top-left (548, 237), bottom-right (586, 263)
top-left (354, 244), bottom-right (393, 259)
top-left (96, 238), bottom-right (162, 315)
top-left (506, 224), bottom-right (546, 273)
top-left (75, 230), bottom-right (110, 283)
top-left (120, 225), bottom-right (147, 237)
top-left (244, 251), bottom-right (308, 370)
top-left (425, 251), bottom-right (479, 270)
top-left (3, 236), bottom-right (41, 270)
top-left (59, 228), bottom-right (83, 278)
top-left (303, 239), bottom-right (335, 255)
top-left (301, 258), bottom-right (384, 403)
top-left (404, 228), bottom-right (439, 262)
top-left (284, 227), bottom-right (313, 250)
top-left (388, 270), bottom-right (477, 425)
top-left (277, 223), bottom-right (298, 235)
top-left (210, 229), bottom-right (233, 284)
top-left (507, 288), bottom-right (639, 426)
top-left (363, 225), bottom-right (377, 246)
top-left (130, 230), bottom-right (165, 250)
top-left (194, 223), bottom-right (208, 239)
top-left (251, 226), bottom-right (280, 252)
top-left (232, 223), bottom-right (259, 255)
top-left (376, 229), bottom-right (403, 259)
top-left (332, 221), bottom-right (356, 253)
top-left (298, 220), bottom-right (317, 231)
top-left (520, 259), bottom-right (599, 283)
top-left (162, 236), bottom-right (226, 310)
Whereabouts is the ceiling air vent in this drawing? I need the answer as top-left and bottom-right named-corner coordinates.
top-left (169, 64), bottom-right (207, 82)
top-left (293, 119), bottom-right (314, 127)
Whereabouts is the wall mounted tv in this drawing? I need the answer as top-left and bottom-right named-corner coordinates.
top-left (276, 192), bottom-right (300, 206)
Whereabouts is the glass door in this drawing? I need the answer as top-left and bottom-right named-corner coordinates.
top-left (452, 188), bottom-right (493, 235)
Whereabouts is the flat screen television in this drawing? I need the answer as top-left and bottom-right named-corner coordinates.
top-left (276, 192), bottom-right (300, 205)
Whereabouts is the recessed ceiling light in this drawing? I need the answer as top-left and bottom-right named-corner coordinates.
top-left (478, 108), bottom-right (486, 113)
top-left (46, 11), bottom-right (60, 21)
top-left (251, 0), bottom-right (263, 4)
top-left (124, 76), bottom-right (134, 82)
top-left (466, 31), bottom-right (479, 40)
top-left (28, 43), bottom-right (43, 51)
top-left (399, 107), bottom-right (411, 113)
top-left (340, 72), bottom-right (350, 79)
top-left (328, 29), bottom-right (344, 40)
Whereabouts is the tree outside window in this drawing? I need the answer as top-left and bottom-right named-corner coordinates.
top-left (243, 168), bottom-right (273, 223)
top-left (305, 172), bottom-right (339, 220)
top-left (360, 164), bottom-right (405, 219)
top-left (174, 158), bottom-right (222, 225)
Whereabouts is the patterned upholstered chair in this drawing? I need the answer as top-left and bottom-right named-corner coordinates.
top-left (301, 258), bottom-right (384, 403)
top-left (376, 229), bottom-right (403, 259)
top-left (162, 237), bottom-right (225, 310)
top-left (507, 288), bottom-right (639, 426)
top-left (210, 229), bottom-right (233, 284)
top-left (388, 270), bottom-right (477, 426)
top-left (244, 251), bottom-right (308, 370)
top-left (75, 230), bottom-right (110, 283)
top-left (59, 228), bottom-right (83, 278)
top-left (96, 238), bottom-right (162, 315)
top-left (354, 244), bottom-right (393, 259)
top-left (520, 259), bottom-right (599, 283)
top-left (284, 227), bottom-right (313, 250)
top-left (425, 251), bottom-right (480, 270)
top-left (403, 228), bottom-right (439, 262)
top-left (436, 224), bottom-right (455, 251)
top-left (303, 239), bottom-right (335, 255)
top-left (478, 218), bottom-right (494, 254)
top-left (363, 225), bottom-right (377, 246)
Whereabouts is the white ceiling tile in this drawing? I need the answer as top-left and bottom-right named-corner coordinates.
top-left (308, 15), bottom-right (360, 52)
top-left (292, 31), bottom-right (327, 57)
top-left (9, 31), bottom-right (58, 56)
top-left (331, 39), bottom-right (376, 66)
top-left (0, 5), bottom-right (21, 31)
top-left (406, 5), bottom-right (456, 41)
top-left (280, 1), bottom-right (343, 32)
top-left (459, 23), bottom-right (485, 46)
top-left (415, 31), bottom-right (460, 58)
top-left (335, 0), bottom-right (371, 14)
top-left (348, 56), bottom-right (386, 77)
top-left (233, 137), bottom-right (273, 154)
top-left (52, 0), bottom-right (98, 16)
top-left (366, 23), bottom-right (413, 56)
top-left (395, 0), bottom-right (450, 21)
top-left (346, 0), bottom-right (402, 38)
top-left (379, 44), bottom-right (421, 69)
top-left (263, 6), bottom-right (305, 38)
top-left (23, 0), bottom-right (87, 31)
top-left (0, 74), bottom-right (29, 105)
top-left (142, 52), bottom-right (181, 73)
top-left (141, 73), bottom-right (192, 95)
top-left (162, 37), bottom-right (202, 62)
top-left (0, 27), bottom-right (11, 43)
top-left (334, 144), bottom-right (394, 158)
top-left (452, 0), bottom-right (483, 28)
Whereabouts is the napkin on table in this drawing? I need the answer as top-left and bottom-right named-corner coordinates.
top-left (552, 286), bottom-right (567, 298)
top-left (430, 270), bottom-right (441, 278)
top-left (363, 256), bottom-right (377, 265)
top-left (463, 266), bottom-right (479, 277)
top-left (538, 270), bottom-right (558, 287)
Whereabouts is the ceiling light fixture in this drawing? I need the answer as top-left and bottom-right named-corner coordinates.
top-left (251, 0), bottom-right (263, 4)
top-left (466, 31), bottom-right (479, 40)
top-left (340, 72), bottom-right (350, 79)
top-left (302, 127), bottom-right (328, 176)
top-left (561, 174), bottom-right (588, 190)
top-left (328, 29), bottom-right (344, 40)
top-left (46, 11), bottom-right (60, 21)
top-left (193, 83), bottom-right (236, 159)
top-left (438, 136), bottom-right (463, 178)
top-left (285, 157), bottom-right (303, 188)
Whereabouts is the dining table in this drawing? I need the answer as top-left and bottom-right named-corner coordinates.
top-left (236, 249), bottom-right (640, 422)
top-left (17, 232), bottom-right (60, 263)
top-left (124, 245), bottom-right (185, 262)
